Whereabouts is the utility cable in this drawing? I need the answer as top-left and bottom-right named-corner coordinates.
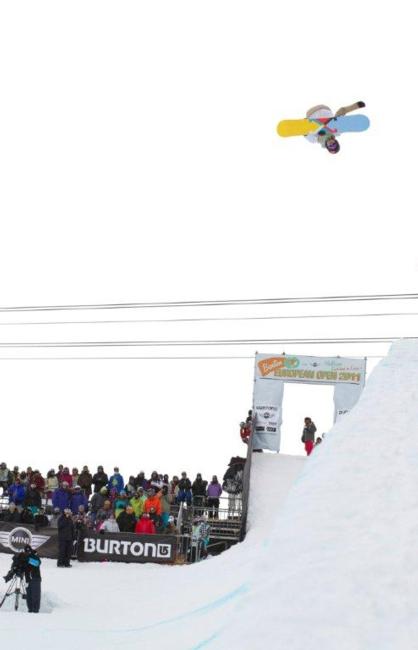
top-left (1, 292), bottom-right (418, 313)
top-left (1, 311), bottom-right (418, 327)
top-left (0, 337), bottom-right (410, 348)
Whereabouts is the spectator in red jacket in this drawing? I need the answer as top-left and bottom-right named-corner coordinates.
top-left (59, 467), bottom-right (72, 486)
top-left (31, 470), bottom-right (45, 494)
top-left (135, 513), bottom-right (156, 535)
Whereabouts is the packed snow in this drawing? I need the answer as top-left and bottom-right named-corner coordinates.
top-left (1, 339), bottom-right (417, 649)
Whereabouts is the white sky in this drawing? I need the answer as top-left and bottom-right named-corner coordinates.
top-left (0, 0), bottom-right (417, 482)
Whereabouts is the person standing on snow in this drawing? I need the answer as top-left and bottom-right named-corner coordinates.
top-left (301, 417), bottom-right (317, 456)
top-left (305, 101), bottom-right (365, 153)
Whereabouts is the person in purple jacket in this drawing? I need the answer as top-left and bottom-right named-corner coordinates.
top-left (70, 485), bottom-right (88, 514)
top-left (52, 481), bottom-right (71, 512)
top-left (206, 475), bottom-right (222, 519)
top-left (8, 477), bottom-right (26, 507)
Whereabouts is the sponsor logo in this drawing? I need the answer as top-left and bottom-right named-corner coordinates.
top-left (83, 537), bottom-right (174, 560)
top-left (258, 356), bottom-right (300, 376)
top-left (0, 526), bottom-right (50, 552)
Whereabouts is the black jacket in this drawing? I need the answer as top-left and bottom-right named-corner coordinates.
top-left (24, 488), bottom-right (42, 509)
top-left (178, 478), bottom-right (192, 491)
top-left (57, 513), bottom-right (75, 541)
top-left (92, 472), bottom-right (109, 493)
top-left (116, 511), bottom-right (137, 533)
top-left (192, 479), bottom-right (208, 497)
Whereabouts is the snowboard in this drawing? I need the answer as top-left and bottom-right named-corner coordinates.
top-left (277, 114), bottom-right (370, 137)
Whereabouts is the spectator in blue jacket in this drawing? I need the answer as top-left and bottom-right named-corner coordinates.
top-left (70, 485), bottom-right (88, 514)
top-left (108, 467), bottom-right (124, 493)
top-left (52, 481), bottom-right (71, 512)
top-left (8, 477), bottom-right (26, 506)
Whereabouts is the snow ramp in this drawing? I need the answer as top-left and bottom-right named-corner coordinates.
top-left (3, 340), bottom-right (418, 650)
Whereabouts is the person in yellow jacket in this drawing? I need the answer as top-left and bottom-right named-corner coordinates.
top-left (129, 487), bottom-right (147, 518)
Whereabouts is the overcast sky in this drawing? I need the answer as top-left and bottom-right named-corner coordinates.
top-left (0, 1), bottom-right (416, 482)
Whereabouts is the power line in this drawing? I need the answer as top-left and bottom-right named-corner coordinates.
top-left (1, 292), bottom-right (418, 313)
top-left (1, 311), bottom-right (418, 327)
top-left (0, 354), bottom-right (386, 361)
top-left (0, 337), bottom-right (406, 348)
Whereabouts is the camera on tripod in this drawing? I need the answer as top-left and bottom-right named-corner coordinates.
top-left (3, 553), bottom-right (27, 582)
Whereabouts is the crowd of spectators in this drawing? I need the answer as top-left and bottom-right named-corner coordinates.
top-left (0, 462), bottom-right (232, 535)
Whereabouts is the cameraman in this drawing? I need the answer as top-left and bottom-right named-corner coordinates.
top-left (4, 545), bottom-right (42, 613)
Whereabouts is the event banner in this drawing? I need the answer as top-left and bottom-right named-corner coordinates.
top-left (252, 353), bottom-right (367, 451)
top-left (255, 354), bottom-right (366, 386)
top-left (252, 376), bottom-right (283, 452)
top-left (0, 523), bottom-right (177, 565)
top-left (79, 532), bottom-right (177, 564)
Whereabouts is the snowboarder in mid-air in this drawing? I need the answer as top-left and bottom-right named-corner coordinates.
top-left (277, 101), bottom-right (369, 154)
top-left (305, 101), bottom-right (366, 154)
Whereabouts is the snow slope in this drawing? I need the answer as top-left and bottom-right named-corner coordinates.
top-left (0, 454), bottom-right (305, 648)
top-left (1, 339), bottom-right (417, 649)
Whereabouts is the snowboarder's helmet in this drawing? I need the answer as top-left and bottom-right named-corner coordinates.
top-left (325, 136), bottom-right (340, 154)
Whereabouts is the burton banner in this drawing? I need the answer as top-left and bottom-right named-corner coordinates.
top-left (0, 522), bottom-right (177, 565)
top-left (79, 532), bottom-right (177, 564)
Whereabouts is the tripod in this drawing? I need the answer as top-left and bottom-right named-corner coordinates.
top-left (0, 573), bottom-right (27, 611)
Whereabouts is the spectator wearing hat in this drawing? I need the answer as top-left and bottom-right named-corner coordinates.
top-left (160, 486), bottom-right (171, 528)
top-left (60, 467), bottom-right (73, 486)
top-left (2, 503), bottom-right (21, 523)
top-left (130, 488), bottom-right (146, 518)
top-left (90, 487), bottom-right (108, 523)
top-left (164, 514), bottom-right (177, 535)
top-left (24, 484), bottom-right (42, 511)
top-left (301, 417), bottom-right (317, 456)
top-left (48, 507), bottom-right (61, 528)
top-left (108, 467), bottom-right (124, 494)
top-left (31, 470), bottom-right (45, 494)
top-left (149, 471), bottom-right (163, 492)
top-left (114, 491), bottom-right (129, 519)
top-left (96, 499), bottom-right (113, 522)
top-left (148, 506), bottom-right (162, 532)
top-left (0, 463), bottom-right (13, 495)
top-left (52, 482), bottom-right (71, 512)
top-left (192, 474), bottom-right (208, 515)
top-left (57, 508), bottom-right (75, 567)
top-left (124, 476), bottom-right (137, 497)
top-left (134, 471), bottom-right (149, 491)
top-left (34, 507), bottom-right (49, 529)
top-left (207, 476), bottom-right (222, 519)
top-left (78, 466), bottom-right (93, 497)
top-left (117, 505), bottom-right (137, 532)
top-left (168, 476), bottom-right (180, 504)
top-left (92, 466), bottom-right (109, 493)
top-left (70, 485), bottom-right (88, 515)
top-left (45, 470), bottom-right (59, 499)
top-left (71, 468), bottom-right (80, 489)
top-left (100, 512), bottom-right (120, 533)
top-left (144, 488), bottom-right (162, 516)
top-left (177, 472), bottom-right (192, 506)
top-left (135, 513), bottom-right (156, 535)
